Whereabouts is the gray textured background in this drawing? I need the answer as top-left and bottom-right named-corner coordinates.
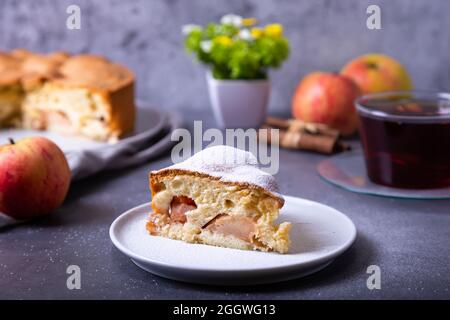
top-left (1, 1), bottom-right (450, 299)
top-left (1, 0), bottom-right (449, 114)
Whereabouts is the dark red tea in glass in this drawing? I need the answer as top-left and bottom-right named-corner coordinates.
top-left (356, 91), bottom-right (450, 189)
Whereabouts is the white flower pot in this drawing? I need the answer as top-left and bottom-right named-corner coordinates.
top-left (206, 72), bottom-right (270, 129)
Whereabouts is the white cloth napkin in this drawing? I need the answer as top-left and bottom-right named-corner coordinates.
top-left (67, 109), bottom-right (182, 180)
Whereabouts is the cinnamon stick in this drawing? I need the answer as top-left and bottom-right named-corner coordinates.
top-left (266, 116), bottom-right (340, 138)
top-left (288, 120), bottom-right (340, 138)
top-left (259, 125), bottom-right (350, 154)
top-left (265, 117), bottom-right (291, 130)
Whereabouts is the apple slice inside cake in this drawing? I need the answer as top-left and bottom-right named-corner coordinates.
top-left (147, 145), bottom-right (291, 253)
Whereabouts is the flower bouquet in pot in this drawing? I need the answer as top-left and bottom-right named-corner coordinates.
top-left (183, 14), bottom-right (290, 129)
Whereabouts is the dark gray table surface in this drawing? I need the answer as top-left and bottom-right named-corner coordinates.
top-left (1, 110), bottom-right (449, 300)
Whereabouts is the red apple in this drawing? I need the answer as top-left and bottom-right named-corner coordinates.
top-left (292, 72), bottom-right (361, 135)
top-left (341, 53), bottom-right (412, 94)
top-left (0, 137), bottom-right (71, 220)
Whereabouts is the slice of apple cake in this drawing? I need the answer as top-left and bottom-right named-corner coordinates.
top-left (148, 145), bottom-right (291, 253)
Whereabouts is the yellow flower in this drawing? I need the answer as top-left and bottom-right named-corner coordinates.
top-left (265, 23), bottom-right (283, 37)
top-left (242, 18), bottom-right (257, 27)
top-left (250, 27), bottom-right (264, 39)
top-left (214, 35), bottom-right (233, 46)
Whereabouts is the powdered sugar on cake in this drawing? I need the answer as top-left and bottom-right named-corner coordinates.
top-left (153, 145), bottom-right (283, 199)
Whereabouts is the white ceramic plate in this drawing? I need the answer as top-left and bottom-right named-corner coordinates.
top-left (109, 195), bottom-right (357, 285)
top-left (0, 103), bottom-right (163, 152)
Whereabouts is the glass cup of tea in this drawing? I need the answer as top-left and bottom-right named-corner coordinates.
top-left (355, 91), bottom-right (450, 189)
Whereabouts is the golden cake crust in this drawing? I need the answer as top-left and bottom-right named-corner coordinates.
top-left (0, 53), bottom-right (22, 85)
top-left (56, 54), bottom-right (134, 91)
top-left (150, 169), bottom-right (285, 209)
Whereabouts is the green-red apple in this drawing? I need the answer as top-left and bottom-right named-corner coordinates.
top-left (292, 72), bottom-right (361, 135)
top-left (341, 53), bottom-right (412, 94)
top-left (0, 137), bottom-right (71, 220)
